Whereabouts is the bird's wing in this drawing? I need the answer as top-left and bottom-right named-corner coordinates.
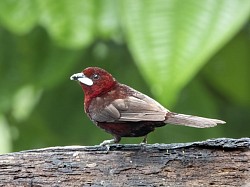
top-left (113, 96), bottom-right (167, 122)
top-left (90, 93), bottom-right (168, 123)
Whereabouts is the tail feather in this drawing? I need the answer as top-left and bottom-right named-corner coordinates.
top-left (165, 113), bottom-right (226, 128)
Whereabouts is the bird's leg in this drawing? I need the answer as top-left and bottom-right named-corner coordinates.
top-left (140, 135), bottom-right (148, 145)
top-left (140, 135), bottom-right (148, 150)
top-left (99, 136), bottom-right (121, 146)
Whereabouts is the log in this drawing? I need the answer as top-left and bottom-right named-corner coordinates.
top-left (0, 138), bottom-right (249, 187)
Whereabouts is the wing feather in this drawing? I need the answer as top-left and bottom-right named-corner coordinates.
top-left (90, 94), bottom-right (168, 122)
top-left (90, 103), bottom-right (120, 122)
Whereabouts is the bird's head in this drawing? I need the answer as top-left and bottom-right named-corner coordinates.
top-left (70, 67), bottom-right (117, 99)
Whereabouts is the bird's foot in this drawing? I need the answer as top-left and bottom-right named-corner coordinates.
top-left (99, 139), bottom-right (116, 152)
top-left (100, 139), bottom-right (116, 146)
top-left (99, 136), bottom-right (121, 152)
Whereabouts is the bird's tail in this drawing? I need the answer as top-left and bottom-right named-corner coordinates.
top-left (165, 113), bottom-right (226, 128)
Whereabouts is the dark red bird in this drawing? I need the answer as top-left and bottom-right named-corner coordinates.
top-left (70, 67), bottom-right (225, 145)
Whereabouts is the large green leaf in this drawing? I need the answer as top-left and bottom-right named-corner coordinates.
top-left (0, 0), bottom-right (39, 34)
top-left (122, 0), bottom-right (250, 106)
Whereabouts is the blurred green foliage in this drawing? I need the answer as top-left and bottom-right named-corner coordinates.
top-left (0, 0), bottom-right (250, 153)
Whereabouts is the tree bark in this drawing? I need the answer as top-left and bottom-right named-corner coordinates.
top-left (0, 138), bottom-right (249, 187)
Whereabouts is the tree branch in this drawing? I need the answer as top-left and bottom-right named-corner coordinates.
top-left (0, 138), bottom-right (249, 186)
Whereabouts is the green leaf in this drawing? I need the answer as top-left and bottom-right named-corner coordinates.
top-left (0, 27), bottom-right (81, 113)
top-left (203, 28), bottom-right (250, 106)
top-left (0, 0), bottom-right (39, 34)
top-left (95, 0), bottom-right (120, 39)
top-left (38, 0), bottom-right (95, 48)
top-left (121, 0), bottom-right (250, 106)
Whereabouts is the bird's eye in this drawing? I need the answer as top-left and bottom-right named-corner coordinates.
top-left (92, 74), bottom-right (100, 80)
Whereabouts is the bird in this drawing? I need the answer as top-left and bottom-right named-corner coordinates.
top-left (70, 67), bottom-right (225, 146)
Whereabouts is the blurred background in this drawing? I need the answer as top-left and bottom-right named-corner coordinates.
top-left (0, 0), bottom-right (250, 153)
